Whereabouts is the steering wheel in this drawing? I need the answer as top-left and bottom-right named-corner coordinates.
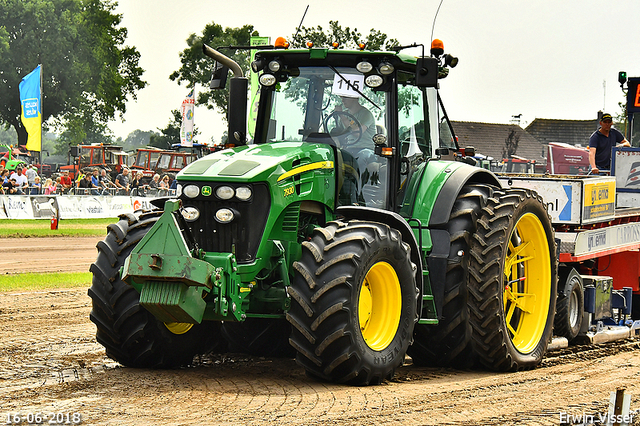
top-left (323, 110), bottom-right (363, 147)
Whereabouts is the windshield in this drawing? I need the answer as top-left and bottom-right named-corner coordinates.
top-left (262, 66), bottom-right (389, 208)
top-left (264, 66), bottom-right (387, 146)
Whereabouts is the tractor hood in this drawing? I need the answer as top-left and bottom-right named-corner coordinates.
top-left (178, 141), bottom-right (335, 184)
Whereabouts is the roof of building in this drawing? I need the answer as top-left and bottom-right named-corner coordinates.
top-left (451, 121), bottom-right (546, 164)
top-left (525, 118), bottom-right (599, 147)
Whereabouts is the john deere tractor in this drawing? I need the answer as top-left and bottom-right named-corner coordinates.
top-left (89, 38), bottom-right (557, 384)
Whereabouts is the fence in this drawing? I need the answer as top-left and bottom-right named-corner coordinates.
top-left (0, 194), bottom-right (164, 219)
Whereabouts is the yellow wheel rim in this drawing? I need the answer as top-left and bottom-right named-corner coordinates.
top-left (358, 262), bottom-right (402, 351)
top-left (164, 322), bottom-right (194, 335)
top-left (503, 213), bottom-right (551, 354)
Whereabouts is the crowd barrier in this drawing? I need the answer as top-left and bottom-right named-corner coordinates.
top-left (0, 194), bottom-right (169, 219)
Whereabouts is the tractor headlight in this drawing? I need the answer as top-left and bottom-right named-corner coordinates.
top-left (181, 206), bottom-right (200, 222)
top-left (182, 185), bottom-right (200, 198)
top-left (365, 74), bottom-right (384, 88)
top-left (259, 73), bottom-right (277, 86)
top-left (235, 186), bottom-right (252, 201)
top-left (176, 184), bottom-right (182, 197)
top-left (378, 61), bottom-right (394, 75)
top-left (356, 61), bottom-right (373, 73)
top-left (215, 208), bottom-right (235, 223)
top-left (268, 60), bottom-right (281, 72)
top-left (216, 185), bottom-right (234, 200)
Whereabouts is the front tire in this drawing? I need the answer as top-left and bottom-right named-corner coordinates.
top-left (468, 188), bottom-right (557, 371)
top-left (89, 211), bottom-right (225, 368)
top-left (287, 220), bottom-right (418, 385)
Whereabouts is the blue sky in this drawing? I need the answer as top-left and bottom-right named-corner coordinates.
top-left (110, 0), bottom-right (640, 143)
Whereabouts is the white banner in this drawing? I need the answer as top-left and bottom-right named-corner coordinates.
top-left (180, 89), bottom-right (195, 147)
top-left (0, 195), bottom-right (155, 220)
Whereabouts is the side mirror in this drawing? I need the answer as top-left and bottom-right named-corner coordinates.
top-left (415, 57), bottom-right (438, 87)
top-left (210, 62), bottom-right (229, 90)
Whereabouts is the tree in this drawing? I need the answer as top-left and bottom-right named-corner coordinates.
top-left (289, 21), bottom-right (398, 51)
top-left (502, 129), bottom-right (520, 159)
top-left (170, 23), bottom-right (258, 121)
top-left (149, 110), bottom-right (182, 150)
top-left (0, 0), bottom-right (146, 148)
top-left (170, 21), bottom-right (398, 130)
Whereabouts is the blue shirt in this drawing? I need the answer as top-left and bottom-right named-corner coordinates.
top-left (588, 127), bottom-right (624, 169)
top-left (91, 176), bottom-right (100, 187)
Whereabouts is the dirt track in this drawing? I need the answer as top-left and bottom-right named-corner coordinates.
top-left (2, 238), bottom-right (640, 425)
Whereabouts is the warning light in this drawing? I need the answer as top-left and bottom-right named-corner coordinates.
top-left (358, 43), bottom-right (366, 50)
top-left (306, 41), bottom-right (314, 48)
top-left (431, 39), bottom-right (444, 57)
top-left (332, 41), bottom-right (340, 49)
top-left (274, 37), bottom-right (289, 49)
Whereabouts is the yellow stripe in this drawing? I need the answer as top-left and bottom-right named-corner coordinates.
top-left (277, 161), bottom-right (334, 182)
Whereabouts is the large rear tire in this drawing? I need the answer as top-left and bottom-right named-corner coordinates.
top-left (408, 184), bottom-right (493, 368)
top-left (88, 211), bottom-right (225, 368)
top-left (468, 188), bottom-right (557, 371)
top-left (287, 220), bottom-right (418, 385)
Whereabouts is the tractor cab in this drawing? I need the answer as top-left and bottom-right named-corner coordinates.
top-left (246, 40), bottom-right (461, 212)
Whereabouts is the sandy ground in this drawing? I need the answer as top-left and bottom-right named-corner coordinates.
top-left (1, 238), bottom-right (640, 425)
top-left (0, 237), bottom-right (104, 274)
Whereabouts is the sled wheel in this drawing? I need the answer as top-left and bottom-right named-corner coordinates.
top-left (408, 184), bottom-right (494, 368)
top-left (287, 220), bottom-right (418, 385)
top-left (468, 188), bottom-right (557, 371)
top-left (554, 270), bottom-right (584, 342)
top-left (88, 211), bottom-right (225, 368)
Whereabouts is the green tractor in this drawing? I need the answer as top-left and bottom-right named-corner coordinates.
top-left (89, 39), bottom-right (557, 384)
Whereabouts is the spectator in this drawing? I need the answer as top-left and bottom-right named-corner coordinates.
top-left (91, 169), bottom-right (100, 190)
top-left (114, 168), bottom-right (130, 195)
top-left (10, 167), bottom-right (28, 195)
top-left (44, 178), bottom-right (57, 195)
top-left (170, 176), bottom-right (177, 190)
top-left (26, 165), bottom-right (38, 188)
top-left (3, 177), bottom-right (18, 194)
top-left (148, 173), bottom-right (161, 191)
top-left (60, 170), bottom-right (73, 193)
top-left (55, 177), bottom-right (63, 194)
top-left (30, 176), bottom-right (42, 195)
top-left (1, 169), bottom-right (9, 185)
top-left (131, 171), bottom-right (145, 196)
top-left (78, 173), bottom-right (93, 194)
top-left (160, 175), bottom-right (170, 190)
top-left (99, 169), bottom-right (113, 191)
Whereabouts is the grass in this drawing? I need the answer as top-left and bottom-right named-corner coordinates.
top-left (0, 272), bottom-right (92, 292)
top-left (0, 218), bottom-right (117, 237)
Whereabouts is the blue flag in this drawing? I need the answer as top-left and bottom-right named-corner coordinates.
top-left (19, 65), bottom-right (42, 152)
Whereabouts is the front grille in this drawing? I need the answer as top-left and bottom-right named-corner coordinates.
top-left (181, 183), bottom-right (271, 263)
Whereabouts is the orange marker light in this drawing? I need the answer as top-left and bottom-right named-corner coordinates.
top-left (358, 43), bottom-right (366, 50)
top-left (431, 39), bottom-right (444, 50)
top-left (275, 37), bottom-right (289, 48)
top-left (332, 41), bottom-right (340, 49)
top-left (306, 41), bottom-right (314, 48)
top-left (381, 147), bottom-right (394, 156)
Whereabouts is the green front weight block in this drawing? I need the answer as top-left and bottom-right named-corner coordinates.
top-left (122, 200), bottom-right (215, 323)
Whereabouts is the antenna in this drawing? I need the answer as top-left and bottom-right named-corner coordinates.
top-left (293, 5), bottom-right (310, 44)
top-left (430, 0), bottom-right (445, 43)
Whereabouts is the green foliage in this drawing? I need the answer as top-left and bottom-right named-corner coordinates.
top-left (289, 21), bottom-right (399, 50)
top-left (149, 109), bottom-right (182, 149)
top-left (0, 0), bottom-right (146, 147)
top-left (170, 23), bottom-right (258, 121)
top-left (121, 129), bottom-right (157, 151)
